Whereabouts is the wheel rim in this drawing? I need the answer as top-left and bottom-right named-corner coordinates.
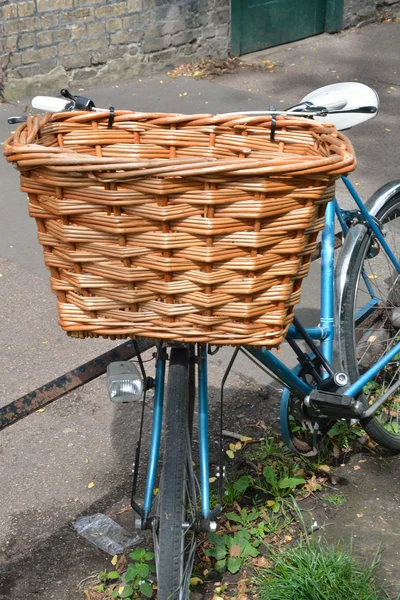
top-left (351, 205), bottom-right (400, 439)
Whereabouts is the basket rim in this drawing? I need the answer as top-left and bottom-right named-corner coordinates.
top-left (4, 110), bottom-right (356, 180)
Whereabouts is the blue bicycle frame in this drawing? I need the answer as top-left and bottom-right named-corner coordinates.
top-left (139, 176), bottom-right (400, 523)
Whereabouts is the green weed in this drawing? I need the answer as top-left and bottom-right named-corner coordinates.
top-left (255, 537), bottom-right (386, 600)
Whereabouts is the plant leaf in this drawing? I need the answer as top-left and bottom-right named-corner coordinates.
top-left (139, 581), bottom-right (153, 598)
top-left (137, 563), bottom-right (150, 578)
top-left (278, 477), bottom-right (306, 489)
top-left (233, 475), bottom-right (250, 493)
top-left (107, 571), bottom-right (121, 580)
top-left (226, 512), bottom-right (241, 523)
top-left (215, 558), bottom-right (227, 572)
top-left (263, 466), bottom-right (278, 488)
top-left (227, 556), bottom-right (242, 574)
top-left (144, 551), bottom-right (155, 561)
top-left (129, 548), bottom-right (146, 561)
top-left (120, 586), bottom-right (134, 598)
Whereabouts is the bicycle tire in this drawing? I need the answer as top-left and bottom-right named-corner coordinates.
top-left (339, 192), bottom-right (400, 450)
top-left (155, 346), bottom-right (198, 600)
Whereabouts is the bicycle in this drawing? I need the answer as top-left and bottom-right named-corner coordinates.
top-left (5, 82), bottom-right (400, 599)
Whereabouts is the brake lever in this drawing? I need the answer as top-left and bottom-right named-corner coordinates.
top-left (60, 88), bottom-right (96, 111)
top-left (8, 116), bottom-right (28, 125)
top-left (317, 105), bottom-right (378, 116)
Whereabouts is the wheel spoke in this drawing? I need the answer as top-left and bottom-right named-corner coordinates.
top-left (339, 195), bottom-right (400, 449)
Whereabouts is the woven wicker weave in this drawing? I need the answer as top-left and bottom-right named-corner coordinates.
top-left (4, 110), bottom-right (356, 346)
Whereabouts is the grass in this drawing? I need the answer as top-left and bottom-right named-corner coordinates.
top-left (255, 536), bottom-right (387, 600)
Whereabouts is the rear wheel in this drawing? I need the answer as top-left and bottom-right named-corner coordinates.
top-left (340, 194), bottom-right (400, 450)
top-left (153, 346), bottom-right (199, 600)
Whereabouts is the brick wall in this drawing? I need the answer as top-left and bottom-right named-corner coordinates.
top-left (0, 0), bottom-right (230, 100)
top-left (1, 0), bottom-right (398, 101)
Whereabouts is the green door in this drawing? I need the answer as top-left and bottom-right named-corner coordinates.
top-left (231, 0), bottom-right (343, 55)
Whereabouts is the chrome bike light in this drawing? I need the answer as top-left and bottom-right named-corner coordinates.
top-left (106, 361), bottom-right (143, 402)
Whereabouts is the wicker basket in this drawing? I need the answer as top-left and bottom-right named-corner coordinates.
top-left (4, 110), bottom-right (356, 346)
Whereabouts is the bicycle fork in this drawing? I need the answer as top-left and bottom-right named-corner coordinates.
top-left (131, 343), bottom-right (218, 532)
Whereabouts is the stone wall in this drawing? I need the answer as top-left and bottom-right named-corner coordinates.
top-left (0, 0), bottom-right (230, 100)
top-left (1, 0), bottom-right (399, 101)
top-left (343, 0), bottom-right (400, 27)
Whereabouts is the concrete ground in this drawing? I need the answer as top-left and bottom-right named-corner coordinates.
top-left (0, 21), bottom-right (400, 599)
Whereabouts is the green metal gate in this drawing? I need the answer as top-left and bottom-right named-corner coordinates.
top-left (231, 0), bottom-right (344, 56)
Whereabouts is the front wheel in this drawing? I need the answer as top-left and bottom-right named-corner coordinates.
top-left (339, 193), bottom-right (400, 450)
top-left (153, 346), bottom-right (199, 600)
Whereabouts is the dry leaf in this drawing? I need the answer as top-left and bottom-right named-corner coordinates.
top-left (117, 505), bottom-right (132, 515)
top-left (318, 464), bottom-right (330, 473)
top-left (229, 544), bottom-right (241, 558)
top-left (190, 577), bottom-right (203, 586)
top-left (111, 554), bottom-right (118, 566)
top-left (252, 556), bottom-right (271, 568)
top-left (116, 554), bottom-right (128, 573)
top-left (209, 477), bottom-right (217, 483)
top-left (226, 450), bottom-right (235, 459)
top-left (357, 513), bottom-right (363, 518)
top-left (36, 408), bottom-right (46, 413)
top-left (353, 465), bottom-right (361, 471)
top-left (88, 482), bottom-right (95, 489)
top-left (267, 500), bottom-right (275, 508)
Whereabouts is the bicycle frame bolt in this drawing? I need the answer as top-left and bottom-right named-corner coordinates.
top-left (134, 518), bottom-right (142, 530)
top-left (334, 372), bottom-right (349, 387)
top-left (209, 521), bottom-right (217, 533)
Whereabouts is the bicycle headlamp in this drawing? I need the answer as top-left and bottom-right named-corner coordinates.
top-left (106, 361), bottom-right (143, 402)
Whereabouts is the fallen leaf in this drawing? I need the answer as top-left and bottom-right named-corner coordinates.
top-left (88, 482), bottom-right (95, 489)
top-left (42, 341), bottom-right (49, 344)
top-left (357, 513), bottom-right (363, 518)
top-left (190, 577), bottom-right (203, 586)
top-left (226, 450), bottom-right (235, 459)
top-left (237, 577), bottom-right (248, 593)
top-left (240, 435), bottom-right (253, 442)
top-left (252, 556), bottom-right (271, 568)
top-left (229, 544), bottom-right (241, 558)
top-left (209, 477), bottom-right (217, 483)
top-left (36, 408), bottom-right (46, 413)
top-left (266, 500), bottom-right (275, 508)
top-left (317, 464), bottom-right (330, 473)
top-left (116, 554), bottom-right (128, 573)
top-left (111, 554), bottom-right (118, 566)
top-left (234, 441), bottom-right (243, 451)
top-left (285, 535), bottom-right (292, 542)
top-left (385, 128), bottom-right (392, 132)
top-left (368, 274), bottom-right (378, 279)
top-left (353, 465), bottom-right (361, 471)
